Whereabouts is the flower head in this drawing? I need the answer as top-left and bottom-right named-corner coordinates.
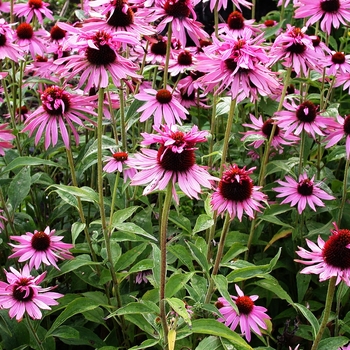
top-left (0, 265), bottom-right (63, 321)
top-left (0, 123), bottom-right (15, 156)
top-left (216, 285), bottom-right (270, 342)
top-left (211, 164), bottom-right (266, 221)
top-left (0, 19), bottom-right (23, 62)
top-left (22, 86), bottom-right (97, 149)
top-left (274, 100), bottom-right (333, 139)
top-left (294, 0), bottom-right (350, 35)
top-left (103, 150), bottom-right (136, 182)
top-left (14, 0), bottom-right (54, 25)
top-left (9, 226), bottom-right (74, 270)
top-left (295, 223), bottom-right (350, 286)
top-left (135, 86), bottom-right (188, 125)
top-left (129, 124), bottom-right (217, 204)
top-left (273, 173), bottom-right (335, 214)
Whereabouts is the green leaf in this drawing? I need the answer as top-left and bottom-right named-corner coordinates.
top-left (213, 275), bottom-right (239, 313)
top-left (227, 248), bottom-right (281, 282)
top-left (263, 19), bottom-right (285, 39)
top-left (129, 259), bottom-right (153, 274)
top-left (318, 337), bottom-right (349, 350)
top-left (167, 245), bottom-right (194, 271)
top-left (71, 223), bottom-right (85, 245)
top-left (254, 276), bottom-right (294, 305)
top-left (128, 339), bottom-right (160, 350)
top-left (166, 298), bottom-right (192, 327)
top-left (46, 298), bottom-right (101, 337)
top-left (112, 301), bottom-right (159, 318)
top-left (222, 243), bottom-right (248, 264)
top-left (152, 243), bottom-right (161, 287)
top-left (177, 319), bottom-right (253, 350)
top-left (54, 326), bottom-right (105, 347)
top-left (8, 166), bottom-right (31, 211)
top-left (165, 272), bottom-right (194, 298)
top-left (185, 240), bottom-right (209, 275)
top-left (294, 303), bottom-right (319, 340)
top-left (195, 336), bottom-right (223, 350)
top-left (1, 156), bottom-right (63, 174)
top-left (115, 242), bottom-right (148, 271)
top-left (168, 211), bottom-right (192, 234)
top-left (193, 214), bottom-right (215, 234)
top-left (114, 222), bottom-right (157, 241)
top-left (49, 326), bottom-right (79, 340)
top-left (259, 215), bottom-right (293, 228)
top-left (112, 206), bottom-right (140, 224)
top-left (49, 184), bottom-right (99, 204)
top-left (265, 159), bottom-right (298, 177)
top-left (296, 272), bottom-right (311, 303)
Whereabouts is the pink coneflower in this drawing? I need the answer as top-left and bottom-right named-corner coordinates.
top-left (49, 25), bottom-right (67, 44)
top-left (174, 87), bottom-right (209, 109)
top-left (135, 86), bottom-right (188, 125)
top-left (273, 173), bottom-right (335, 214)
top-left (129, 124), bottom-right (217, 204)
top-left (241, 114), bottom-right (299, 153)
top-left (0, 123), bottom-right (15, 155)
top-left (0, 1), bottom-right (10, 12)
top-left (103, 150), bottom-right (136, 182)
top-left (9, 226), bottom-right (74, 270)
top-left (54, 25), bottom-right (141, 92)
top-left (269, 25), bottom-right (319, 76)
top-left (216, 285), bottom-right (270, 342)
top-left (273, 100), bottom-right (333, 139)
top-left (168, 49), bottom-right (196, 76)
top-left (154, 0), bottom-right (209, 47)
top-left (324, 115), bottom-right (350, 159)
top-left (295, 222), bottom-right (350, 286)
top-left (0, 265), bottom-right (63, 321)
top-left (218, 10), bottom-right (260, 37)
top-left (14, 0), bottom-right (54, 25)
top-left (0, 19), bottom-right (23, 62)
top-left (334, 72), bottom-right (350, 93)
top-left (22, 86), bottom-right (97, 149)
top-left (0, 209), bottom-right (7, 233)
top-left (14, 23), bottom-right (47, 59)
top-left (209, 0), bottom-right (252, 12)
top-left (325, 51), bottom-right (350, 76)
top-left (294, 0), bottom-right (350, 35)
top-left (211, 164), bottom-right (266, 221)
top-left (143, 35), bottom-right (168, 65)
top-left (135, 270), bottom-right (151, 284)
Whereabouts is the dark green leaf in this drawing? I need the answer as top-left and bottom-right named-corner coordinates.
top-left (8, 166), bottom-right (31, 211)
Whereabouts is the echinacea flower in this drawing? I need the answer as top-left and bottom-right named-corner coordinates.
top-left (211, 164), bottom-right (266, 221)
top-left (54, 25), bottom-right (141, 92)
top-left (295, 222), bottom-right (350, 286)
top-left (0, 123), bottom-right (15, 155)
top-left (103, 150), bottom-right (136, 182)
top-left (294, 0), bottom-right (350, 35)
top-left (22, 86), bottom-right (97, 149)
top-left (273, 100), bottom-right (333, 139)
top-left (273, 173), bottom-right (335, 214)
top-left (135, 86), bottom-right (188, 125)
top-left (0, 19), bottom-right (23, 62)
top-left (325, 51), bottom-right (350, 76)
top-left (324, 114), bottom-right (350, 159)
top-left (14, 0), bottom-right (54, 25)
top-left (9, 226), bottom-right (74, 270)
top-left (216, 284), bottom-right (270, 342)
top-left (210, 0), bottom-right (252, 12)
top-left (241, 114), bottom-right (299, 152)
top-left (129, 124), bottom-right (217, 204)
top-left (0, 265), bottom-right (63, 321)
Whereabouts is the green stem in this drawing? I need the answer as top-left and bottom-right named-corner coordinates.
top-left (160, 183), bottom-right (173, 343)
top-left (205, 213), bottom-right (231, 303)
top-left (108, 172), bottom-right (120, 236)
top-left (251, 0), bottom-right (256, 19)
top-left (208, 92), bottom-right (218, 169)
top-left (214, 1), bottom-right (219, 38)
top-left (279, 0), bottom-right (285, 24)
top-left (311, 276), bottom-right (336, 350)
top-left (119, 84), bottom-right (127, 151)
top-left (163, 25), bottom-right (173, 89)
top-left (25, 317), bottom-right (45, 350)
top-left (298, 130), bottom-right (306, 175)
top-left (219, 98), bottom-right (236, 177)
top-left (338, 157), bottom-right (350, 225)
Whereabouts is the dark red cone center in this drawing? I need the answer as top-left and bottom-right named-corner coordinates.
top-left (164, 0), bottom-right (191, 19)
top-left (17, 23), bottom-right (34, 39)
top-left (157, 145), bottom-right (195, 172)
top-left (13, 279), bottom-right (35, 301)
top-left (322, 229), bottom-right (350, 269)
top-left (262, 119), bottom-right (280, 138)
top-left (156, 89), bottom-right (172, 104)
top-left (297, 179), bottom-right (313, 196)
top-left (236, 296), bottom-right (254, 314)
top-left (296, 101), bottom-right (317, 123)
top-left (320, 0), bottom-right (340, 13)
top-left (31, 231), bottom-right (51, 251)
top-left (227, 11), bottom-right (245, 30)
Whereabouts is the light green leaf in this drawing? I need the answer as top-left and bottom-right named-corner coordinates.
top-left (185, 240), bottom-right (209, 275)
top-left (114, 222), bottom-right (157, 241)
top-left (165, 272), bottom-right (194, 298)
top-left (294, 303), bottom-right (319, 340)
top-left (222, 243), bottom-right (248, 264)
top-left (71, 223), bottom-right (85, 245)
top-left (8, 166), bottom-right (31, 211)
top-left (128, 339), bottom-right (160, 350)
top-left (195, 336), bottom-right (223, 350)
top-left (193, 214), bottom-right (215, 234)
top-left (227, 248), bottom-right (281, 282)
top-left (166, 298), bottom-right (192, 327)
top-left (152, 243), bottom-right (161, 287)
top-left (114, 301), bottom-right (160, 317)
top-left (168, 211), bottom-right (192, 234)
top-left (49, 326), bottom-right (79, 339)
top-left (46, 298), bottom-right (101, 337)
top-left (318, 337), bottom-right (349, 350)
top-left (259, 215), bottom-right (293, 228)
top-left (213, 275), bottom-right (239, 313)
top-left (1, 156), bottom-right (63, 174)
top-left (112, 206), bottom-right (140, 224)
top-left (115, 242), bottom-right (148, 271)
